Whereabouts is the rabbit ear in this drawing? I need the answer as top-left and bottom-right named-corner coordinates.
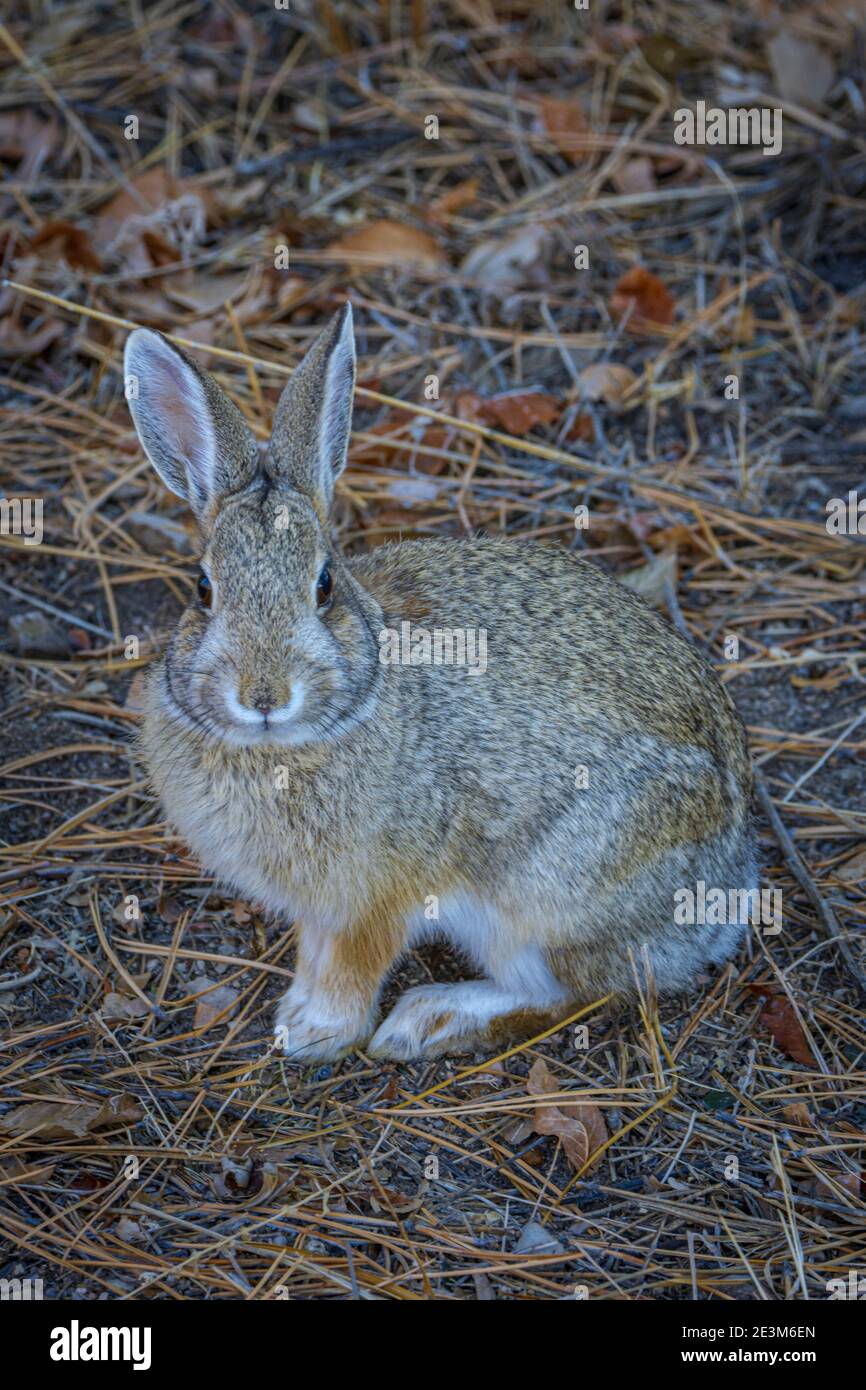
top-left (269, 304), bottom-right (355, 519)
top-left (124, 329), bottom-right (259, 518)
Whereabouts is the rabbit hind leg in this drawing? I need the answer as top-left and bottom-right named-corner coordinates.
top-left (367, 940), bottom-right (573, 1060)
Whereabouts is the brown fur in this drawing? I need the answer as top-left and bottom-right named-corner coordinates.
top-left (125, 309), bottom-right (757, 1061)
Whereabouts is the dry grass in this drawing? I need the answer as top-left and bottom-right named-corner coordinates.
top-left (0, 0), bottom-right (865, 1300)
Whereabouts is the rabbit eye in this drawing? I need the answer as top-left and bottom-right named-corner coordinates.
top-left (316, 563), bottom-right (333, 608)
top-left (197, 571), bottom-right (213, 609)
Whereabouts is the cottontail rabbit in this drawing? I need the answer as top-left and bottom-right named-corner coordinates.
top-left (125, 306), bottom-right (756, 1060)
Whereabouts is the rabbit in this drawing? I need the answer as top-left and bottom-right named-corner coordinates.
top-left (124, 304), bottom-right (757, 1061)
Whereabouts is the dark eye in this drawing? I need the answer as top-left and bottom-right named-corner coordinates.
top-left (316, 563), bottom-right (333, 608)
top-left (197, 571), bottom-right (213, 609)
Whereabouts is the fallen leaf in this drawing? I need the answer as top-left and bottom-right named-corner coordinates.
top-left (640, 33), bottom-right (707, 78)
top-left (0, 1154), bottom-right (56, 1184)
top-left (768, 31), bottom-right (835, 108)
top-left (9, 611), bottom-right (69, 657)
top-left (837, 847), bottom-right (866, 883)
top-left (427, 177), bottom-right (480, 223)
top-left (165, 269), bottom-right (254, 316)
top-left (747, 986), bottom-right (816, 1067)
top-left (527, 1058), bottom-right (607, 1173)
top-left (459, 389), bottom-right (562, 435)
top-left (611, 156), bottom-right (656, 196)
top-left (0, 110), bottom-right (57, 181)
top-left (94, 167), bottom-right (209, 277)
top-left (514, 1220), bottom-right (565, 1255)
top-left (192, 978), bottom-right (239, 1030)
top-left (783, 1103), bottom-right (814, 1128)
top-left (566, 412), bottom-right (596, 443)
top-left (620, 550), bottom-right (678, 609)
top-left (116, 1217), bottom-right (145, 1242)
top-left (126, 509), bottom-right (194, 556)
top-left (539, 96), bottom-right (590, 163)
top-left (0, 317), bottom-right (64, 359)
top-left (30, 221), bottom-right (102, 272)
top-left (579, 361), bottom-right (638, 405)
top-left (326, 220), bottom-right (447, 273)
top-left (461, 224), bottom-right (550, 290)
top-left (610, 266), bottom-right (675, 329)
top-left (0, 1093), bottom-right (142, 1140)
top-left (99, 993), bottom-right (149, 1023)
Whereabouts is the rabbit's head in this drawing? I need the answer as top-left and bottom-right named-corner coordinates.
top-left (125, 306), bottom-right (383, 747)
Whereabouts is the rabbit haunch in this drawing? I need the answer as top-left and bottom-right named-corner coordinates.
top-left (126, 307), bottom-right (756, 1060)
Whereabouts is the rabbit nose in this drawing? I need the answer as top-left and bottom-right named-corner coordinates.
top-left (236, 681), bottom-right (276, 717)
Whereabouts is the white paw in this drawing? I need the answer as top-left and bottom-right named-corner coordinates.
top-left (273, 989), bottom-right (368, 1062)
top-left (367, 983), bottom-right (486, 1060)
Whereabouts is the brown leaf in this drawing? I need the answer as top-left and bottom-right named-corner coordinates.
top-left (614, 158), bottom-right (653, 198)
top-left (461, 224), bottom-right (550, 290)
top-left (539, 97), bottom-right (590, 163)
top-left (747, 986), bottom-right (816, 1067)
top-left (0, 1093), bottom-right (142, 1140)
top-left (768, 31), bottom-right (834, 108)
top-left (579, 362), bottom-right (638, 405)
top-left (94, 167), bottom-right (210, 277)
top-left (0, 317), bottom-right (64, 359)
top-left (782, 1103), bottom-right (814, 1128)
top-left (611, 156), bottom-right (656, 196)
top-left (99, 993), bottom-right (149, 1023)
top-left (527, 1058), bottom-right (607, 1173)
top-left (30, 221), bottom-right (102, 272)
top-left (0, 1154), bottom-right (56, 1185)
top-left (640, 33), bottom-right (706, 78)
top-left (837, 847), bottom-right (866, 883)
top-left (610, 266), bottom-right (675, 330)
top-left (192, 978), bottom-right (239, 1030)
top-left (620, 550), bottom-right (678, 609)
top-left (0, 110), bottom-right (57, 180)
top-left (566, 412), bottom-right (596, 443)
top-left (427, 177), bottom-right (480, 224)
top-left (461, 390), bottom-right (562, 436)
top-left (326, 220), bottom-right (447, 273)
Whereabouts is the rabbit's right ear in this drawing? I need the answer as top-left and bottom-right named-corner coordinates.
top-left (124, 330), bottom-right (259, 519)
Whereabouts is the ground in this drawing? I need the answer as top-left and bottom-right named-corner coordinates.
top-left (0, 1), bottom-right (864, 1301)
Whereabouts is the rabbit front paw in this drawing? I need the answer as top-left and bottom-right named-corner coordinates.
top-left (273, 989), bottom-right (369, 1061)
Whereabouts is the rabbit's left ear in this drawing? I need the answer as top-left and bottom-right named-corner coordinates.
top-left (269, 303), bottom-right (356, 520)
top-left (124, 330), bottom-right (259, 520)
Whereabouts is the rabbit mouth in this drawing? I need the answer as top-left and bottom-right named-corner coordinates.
top-left (223, 682), bottom-right (306, 732)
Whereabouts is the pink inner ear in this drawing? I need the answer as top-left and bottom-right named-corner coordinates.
top-left (155, 354), bottom-right (203, 465)
top-left (141, 342), bottom-right (216, 493)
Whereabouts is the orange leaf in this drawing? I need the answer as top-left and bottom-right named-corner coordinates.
top-left (579, 362), bottom-right (638, 405)
top-left (747, 986), bottom-right (816, 1067)
top-left (30, 221), bottom-right (102, 272)
top-left (427, 177), bottom-right (480, 224)
top-left (539, 97), bottom-right (590, 163)
top-left (477, 390), bottom-right (561, 436)
top-left (326, 220), bottom-right (447, 273)
top-left (610, 266), bottom-right (675, 330)
top-left (527, 1058), bottom-right (607, 1173)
